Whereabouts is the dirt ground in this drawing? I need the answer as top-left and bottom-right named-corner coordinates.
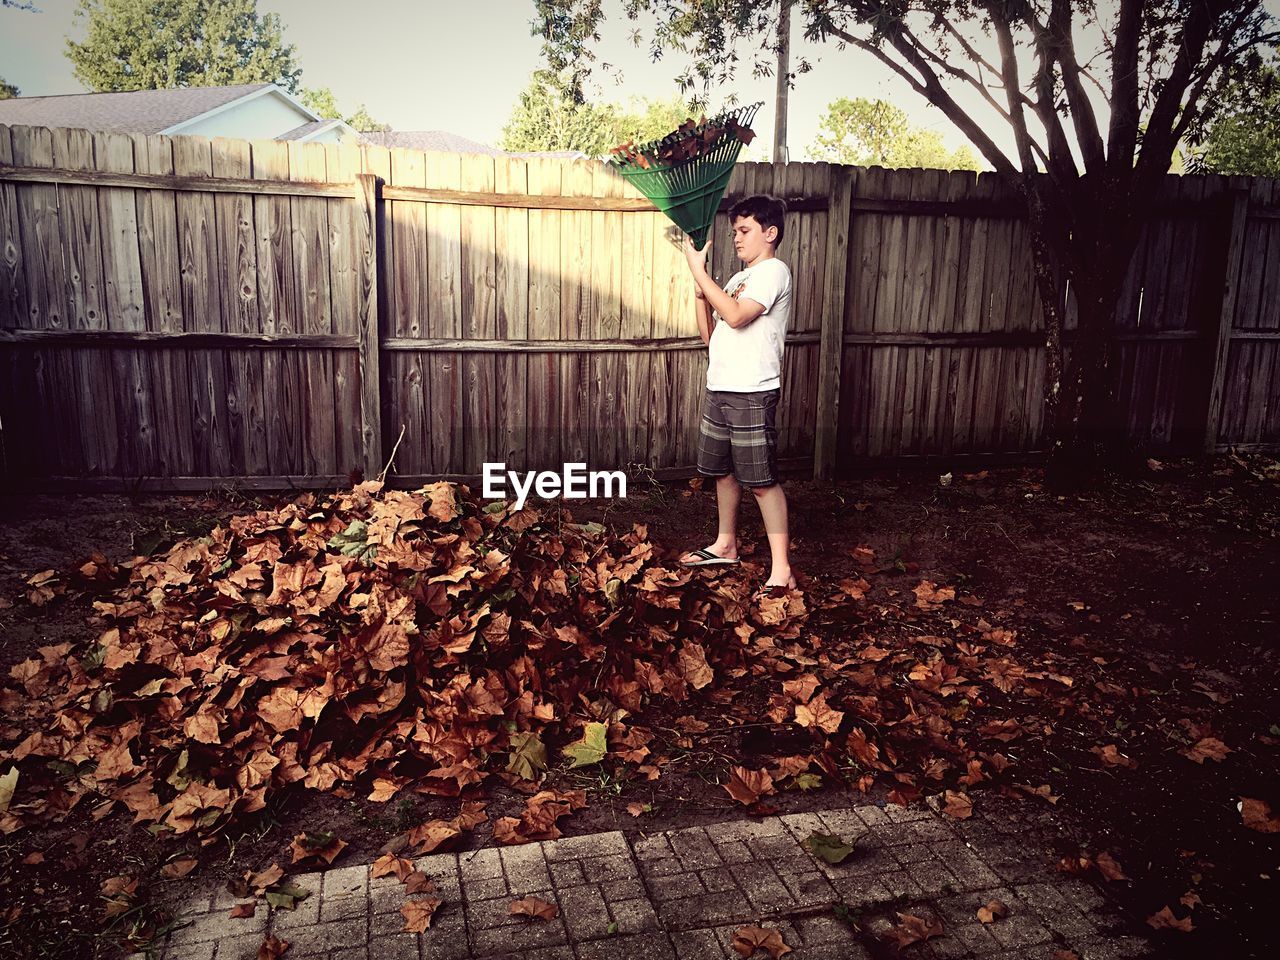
top-left (0, 455), bottom-right (1277, 959)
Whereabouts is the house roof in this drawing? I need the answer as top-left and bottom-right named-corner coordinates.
top-left (0, 82), bottom-right (277, 134)
top-left (360, 130), bottom-right (504, 154)
top-left (278, 119), bottom-right (352, 142)
top-left (359, 130), bottom-right (584, 159)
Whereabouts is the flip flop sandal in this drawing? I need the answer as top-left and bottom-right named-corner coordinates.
top-left (752, 582), bottom-right (798, 601)
top-left (680, 548), bottom-right (741, 567)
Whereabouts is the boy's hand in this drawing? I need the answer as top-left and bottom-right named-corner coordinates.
top-left (683, 235), bottom-right (710, 274)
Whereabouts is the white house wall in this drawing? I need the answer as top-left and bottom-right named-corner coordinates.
top-left (177, 93), bottom-right (311, 140)
top-left (306, 126), bottom-right (349, 144)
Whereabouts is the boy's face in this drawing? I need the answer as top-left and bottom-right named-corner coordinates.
top-left (732, 215), bottom-right (778, 263)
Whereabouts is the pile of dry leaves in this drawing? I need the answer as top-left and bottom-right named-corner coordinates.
top-left (0, 480), bottom-right (809, 851)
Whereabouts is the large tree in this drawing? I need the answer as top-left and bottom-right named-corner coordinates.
top-left (501, 74), bottom-right (700, 155)
top-left (809, 97), bottom-right (981, 170)
top-left (0, 79), bottom-right (19, 100)
top-left (66, 0), bottom-right (301, 93)
top-left (300, 86), bottom-right (390, 133)
top-left (532, 0), bottom-right (1279, 487)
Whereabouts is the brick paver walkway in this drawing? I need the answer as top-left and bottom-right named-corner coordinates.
top-left (136, 800), bottom-right (1155, 959)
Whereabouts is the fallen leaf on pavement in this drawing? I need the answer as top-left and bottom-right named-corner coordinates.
top-left (976, 899), bottom-right (1009, 923)
top-left (510, 896), bottom-right (559, 920)
top-left (731, 925), bottom-right (793, 958)
top-left (372, 853), bottom-right (414, 882)
top-left (886, 912), bottom-right (944, 949)
top-left (803, 832), bottom-right (854, 865)
top-left (401, 898), bottom-right (443, 932)
top-left (943, 790), bottom-right (973, 819)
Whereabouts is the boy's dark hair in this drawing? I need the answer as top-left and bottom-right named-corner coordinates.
top-left (729, 194), bottom-right (787, 247)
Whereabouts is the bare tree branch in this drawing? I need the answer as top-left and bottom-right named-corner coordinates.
top-left (984, 3), bottom-right (1044, 176)
top-left (1136, 0), bottom-right (1233, 186)
top-left (827, 23), bottom-right (1018, 173)
top-left (1048, 0), bottom-right (1106, 172)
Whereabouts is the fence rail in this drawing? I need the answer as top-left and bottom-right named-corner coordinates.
top-left (0, 122), bottom-right (1277, 492)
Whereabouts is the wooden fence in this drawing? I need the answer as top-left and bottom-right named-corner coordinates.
top-left (0, 123), bottom-right (1277, 492)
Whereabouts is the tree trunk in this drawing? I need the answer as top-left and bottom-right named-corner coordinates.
top-left (1025, 181), bottom-right (1138, 492)
top-left (1045, 278), bottom-right (1123, 489)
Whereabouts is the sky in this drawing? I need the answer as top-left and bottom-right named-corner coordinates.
top-left (2, 1), bottom-right (1277, 165)
top-left (0, 0), bottom-right (985, 161)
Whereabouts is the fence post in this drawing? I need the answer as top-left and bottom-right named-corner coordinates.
top-left (355, 173), bottom-right (384, 479)
top-left (813, 165), bottom-right (854, 480)
top-left (1203, 184), bottom-right (1250, 454)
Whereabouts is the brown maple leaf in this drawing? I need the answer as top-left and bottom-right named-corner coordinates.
top-left (724, 766), bottom-right (775, 806)
top-left (509, 896), bottom-right (559, 920)
top-left (290, 832), bottom-right (347, 865)
top-left (731, 924), bottom-right (793, 958)
top-left (401, 897), bottom-right (443, 932)
top-left (408, 820), bottom-right (462, 854)
top-left (248, 863), bottom-right (285, 894)
top-left (794, 694), bottom-right (844, 734)
top-left (1095, 851), bottom-right (1129, 881)
top-left (1182, 737), bottom-right (1231, 763)
top-left (976, 899), bottom-right (1009, 923)
top-left (913, 580), bottom-right (956, 610)
top-left (404, 871), bottom-right (437, 895)
top-left (1146, 905), bottom-right (1194, 932)
top-left (886, 912), bottom-right (944, 949)
top-left (229, 903), bottom-right (256, 919)
top-left (372, 853), bottom-right (414, 882)
top-left (1240, 797), bottom-right (1280, 833)
top-left (160, 857), bottom-right (198, 879)
top-left (257, 936), bottom-right (289, 960)
top-left (942, 790), bottom-right (973, 819)
top-left (1092, 744), bottom-right (1138, 769)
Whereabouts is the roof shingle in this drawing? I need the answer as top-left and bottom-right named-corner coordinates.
top-left (0, 83), bottom-right (275, 134)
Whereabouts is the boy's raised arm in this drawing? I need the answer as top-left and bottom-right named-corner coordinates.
top-left (683, 237), bottom-right (766, 330)
top-left (694, 289), bottom-right (713, 346)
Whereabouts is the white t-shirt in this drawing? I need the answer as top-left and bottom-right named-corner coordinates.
top-left (707, 257), bottom-right (793, 392)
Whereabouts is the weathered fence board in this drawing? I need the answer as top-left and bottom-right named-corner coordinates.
top-left (1, 122), bottom-right (1278, 492)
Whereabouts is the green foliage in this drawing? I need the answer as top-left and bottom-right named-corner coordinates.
top-left (66, 0), bottom-right (302, 93)
top-left (506, 731), bottom-right (549, 780)
top-left (808, 97), bottom-right (981, 171)
top-left (803, 831), bottom-right (856, 864)
top-left (1188, 61), bottom-right (1280, 176)
top-left (327, 520), bottom-right (376, 564)
top-left (532, 0), bottom-right (604, 103)
top-left (301, 86), bottom-right (390, 132)
top-left (300, 86), bottom-right (340, 119)
top-left (345, 104), bottom-right (390, 133)
top-left (0, 78), bottom-right (19, 100)
top-left (563, 721), bottom-right (609, 768)
top-left (500, 74), bottom-right (704, 156)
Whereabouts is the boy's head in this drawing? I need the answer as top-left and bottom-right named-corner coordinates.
top-left (729, 194), bottom-right (787, 262)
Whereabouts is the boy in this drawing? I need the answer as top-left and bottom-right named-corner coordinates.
top-left (679, 195), bottom-right (796, 594)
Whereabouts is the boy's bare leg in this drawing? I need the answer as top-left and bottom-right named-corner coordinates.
top-left (750, 483), bottom-right (796, 588)
top-left (680, 473), bottom-right (741, 562)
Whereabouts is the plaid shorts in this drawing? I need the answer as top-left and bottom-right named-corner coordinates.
top-left (696, 389), bottom-right (781, 487)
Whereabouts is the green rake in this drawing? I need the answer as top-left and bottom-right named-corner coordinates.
top-left (608, 102), bottom-right (762, 249)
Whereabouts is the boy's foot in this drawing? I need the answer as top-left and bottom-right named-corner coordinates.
top-left (754, 573), bottom-right (798, 598)
top-left (679, 545), bottom-right (740, 566)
